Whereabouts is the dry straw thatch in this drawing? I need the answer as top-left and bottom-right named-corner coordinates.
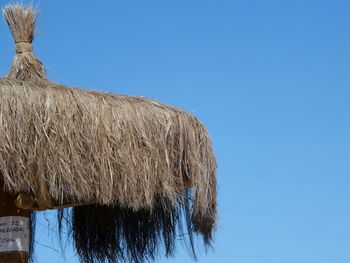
top-left (0, 4), bottom-right (217, 263)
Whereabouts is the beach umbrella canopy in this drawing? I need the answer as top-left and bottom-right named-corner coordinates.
top-left (0, 4), bottom-right (217, 263)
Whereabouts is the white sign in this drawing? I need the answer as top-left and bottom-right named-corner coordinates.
top-left (0, 216), bottom-right (29, 253)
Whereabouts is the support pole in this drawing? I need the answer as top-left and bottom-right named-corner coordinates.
top-left (0, 190), bottom-right (30, 263)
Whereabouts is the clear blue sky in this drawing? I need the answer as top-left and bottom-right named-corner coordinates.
top-left (0, 0), bottom-right (349, 262)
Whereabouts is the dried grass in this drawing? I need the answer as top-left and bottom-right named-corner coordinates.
top-left (3, 5), bottom-right (46, 81)
top-left (1, 4), bottom-right (217, 262)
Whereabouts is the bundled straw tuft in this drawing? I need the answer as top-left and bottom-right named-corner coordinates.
top-left (3, 5), bottom-right (46, 81)
top-left (0, 4), bottom-right (217, 263)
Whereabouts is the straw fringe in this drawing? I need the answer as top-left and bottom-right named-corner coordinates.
top-left (0, 79), bottom-right (215, 208)
top-left (0, 78), bottom-right (217, 251)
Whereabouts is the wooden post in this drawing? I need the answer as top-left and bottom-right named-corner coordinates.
top-left (0, 190), bottom-right (30, 263)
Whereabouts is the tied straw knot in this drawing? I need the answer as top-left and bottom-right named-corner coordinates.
top-left (3, 5), bottom-right (47, 81)
top-left (15, 41), bottom-right (32, 53)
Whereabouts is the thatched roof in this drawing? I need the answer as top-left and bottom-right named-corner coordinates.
top-left (0, 4), bottom-right (217, 263)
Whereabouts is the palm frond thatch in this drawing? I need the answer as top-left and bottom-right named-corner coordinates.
top-left (0, 4), bottom-right (217, 263)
